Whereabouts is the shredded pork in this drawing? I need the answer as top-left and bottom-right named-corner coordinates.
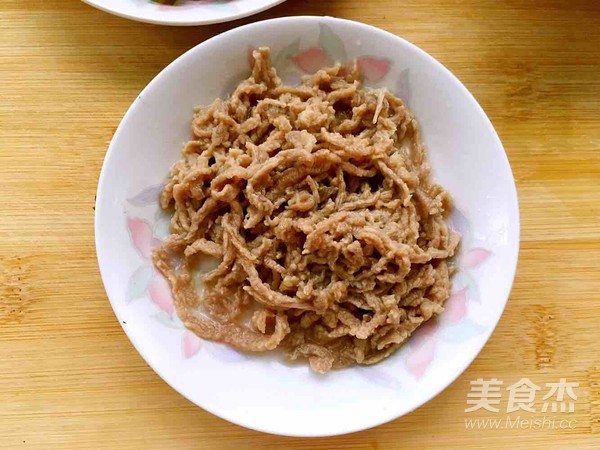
top-left (153, 48), bottom-right (460, 373)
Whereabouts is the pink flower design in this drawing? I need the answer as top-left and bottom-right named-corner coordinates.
top-left (182, 330), bottom-right (202, 358)
top-left (148, 274), bottom-right (175, 318)
top-left (406, 339), bottom-right (435, 378)
top-left (411, 317), bottom-right (439, 347)
top-left (443, 288), bottom-right (468, 323)
top-left (357, 57), bottom-right (391, 82)
top-left (127, 218), bottom-right (158, 259)
top-left (290, 48), bottom-right (330, 73)
top-left (403, 319), bottom-right (439, 379)
top-left (462, 248), bottom-right (491, 268)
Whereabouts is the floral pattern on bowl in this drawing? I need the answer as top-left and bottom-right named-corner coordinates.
top-left (243, 24), bottom-right (410, 104)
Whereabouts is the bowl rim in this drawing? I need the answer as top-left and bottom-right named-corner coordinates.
top-left (81, 0), bottom-right (288, 26)
top-left (95, 15), bottom-right (520, 436)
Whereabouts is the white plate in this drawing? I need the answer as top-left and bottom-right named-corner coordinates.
top-left (82, 0), bottom-right (287, 26)
top-left (95, 16), bottom-right (520, 437)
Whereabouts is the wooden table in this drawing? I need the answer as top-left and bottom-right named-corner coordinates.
top-left (1, 0), bottom-right (599, 448)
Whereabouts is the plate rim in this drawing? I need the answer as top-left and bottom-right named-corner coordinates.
top-left (81, 0), bottom-right (288, 26)
top-left (94, 15), bottom-right (521, 436)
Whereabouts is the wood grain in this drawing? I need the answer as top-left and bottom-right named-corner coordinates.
top-left (1, 0), bottom-right (599, 448)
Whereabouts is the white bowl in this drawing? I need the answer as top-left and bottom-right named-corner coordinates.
top-left (95, 16), bottom-right (520, 437)
top-left (82, 0), bottom-right (286, 26)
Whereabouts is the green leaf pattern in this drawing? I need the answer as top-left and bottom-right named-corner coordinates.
top-left (127, 265), bottom-right (153, 302)
top-left (319, 23), bottom-right (347, 62)
top-left (273, 38), bottom-right (301, 72)
top-left (152, 311), bottom-right (184, 329)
